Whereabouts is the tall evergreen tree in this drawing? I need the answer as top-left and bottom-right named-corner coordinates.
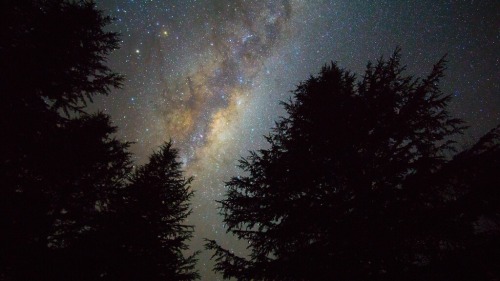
top-left (428, 125), bottom-right (500, 280)
top-left (124, 142), bottom-right (200, 281)
top-left (206, 49), bottom-right (469, 280)
top-left (28, 113), bottom-right (133, 281)
top-left (0, 0), bottom-right (123, 114)
top-left (0, 1), bottom-right (128, 279)
top-left (1, 1), bottom-right (201, 280)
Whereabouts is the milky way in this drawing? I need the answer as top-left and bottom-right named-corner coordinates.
top-left (95, 1), bottom-right (499, 279)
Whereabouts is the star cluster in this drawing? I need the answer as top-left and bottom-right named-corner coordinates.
top-left (95, 1), bottom-right (499, 279)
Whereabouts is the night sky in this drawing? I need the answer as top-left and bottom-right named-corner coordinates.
top-left (94, 1), bottom-right (499, 279)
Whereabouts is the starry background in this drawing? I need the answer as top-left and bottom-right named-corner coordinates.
top-left (93, 1), bottom-right (499, 279)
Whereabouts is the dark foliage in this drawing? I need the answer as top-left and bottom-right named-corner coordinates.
top-left (123, 142), bottom-right (200, 281)
top-left (0, 1), bottom-right (126, 279)
top-left (0, 0), bottom-right (123, 114)
top-left (427, 125), bottom-right (500, 280)
top-left (206, 49), bottom-right (498, 280)
top-left (0, 1), bottom-right (199, 280)
top-left (1, 113), bottom-right (133, 280)
top-left (42, 143), bottom-right (200, 280)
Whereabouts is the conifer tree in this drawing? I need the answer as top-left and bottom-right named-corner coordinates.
top-left (0, 1), bottom-right (127, 279)
top-left (206, 49), bottom-right (467, 280)
top-left (1, 1), bottom-right (202, 280)
top-left (34, 113), bottom-right (133, 281)
top-left (429, 125), bottom-right (500, 280)
top-left (125, 142), bottom-right (200, 281)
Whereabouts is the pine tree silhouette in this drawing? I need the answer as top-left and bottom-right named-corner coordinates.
top-left (1, 1), bottom-right (200, 280)
top-left (124, 142), bottom-right (200, 281)
top-left (206, 49), bottom-right (480, 281)
top-left (427, 125), bottom-right (500, 280)
top-left (1, 1), bottom-right (124, 279)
